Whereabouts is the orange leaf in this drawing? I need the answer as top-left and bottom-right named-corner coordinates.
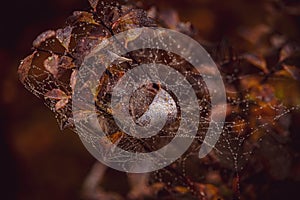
top-left (174, 186), bottom-right (189, 194)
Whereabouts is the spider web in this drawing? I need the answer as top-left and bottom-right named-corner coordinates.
top-left (18, 0), bottom-right (300, 199)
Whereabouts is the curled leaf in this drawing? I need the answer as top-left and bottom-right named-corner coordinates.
top-left (33, 30), bottom-right (56, 48)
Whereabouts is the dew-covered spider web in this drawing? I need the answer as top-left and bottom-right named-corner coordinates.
top-left (18, 0), bottom-right (300, 199)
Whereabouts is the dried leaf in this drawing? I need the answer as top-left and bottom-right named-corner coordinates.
top-left (70, 69), bottom-right (78, 92)
top-left (285, 5), bottom-right (300, 15)
top-left (18, 52), bottom-right (36, 83)
top-left (176, 22), bottom-right (196, 36)
top-left (44, 54), bottom-right (60, 77)
top-left (127, 173), bottom-right (152, 199)
top-left (124, 28), bottom-right (143, 48)
top-left (68, 11), bottom-right (99, 25)
top-left (174, 186), bottom-right (189, 194)
top-left (44, 89), bottom-right (68, 100)
top-left (147, 6), bottom-right (157, 19)
top-left (239, 24), bottom-right (271, 45)
top-left (112, 9), bottom-right (156, 32)
top-left (270, 34), bottom-right (286, 49)
top-left (159, 9), bottom-right (179, 29)
top-left (56, 26), bottom-right (73, 50)
top-left (55, 98), bottom-right (69, 110)
top-left (107, 51), bottom-right (132, 64)
top-left (59, 56), bottom-right (74, 69)
top-left (88, 0), bottom-right (99, 11)
top-left (279, 44), bottom-right (299, 62)
top-left (33, 30), bottom-right (56, 48)
top-left (108, 131), bottom-right (124, 144)
top-left (282, 64), bottom-right (300, 80)
top-left (241, 53), bottom-right (268, 73)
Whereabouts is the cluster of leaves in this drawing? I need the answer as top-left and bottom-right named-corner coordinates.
top-left (18, 0), bottom-right (300, 199)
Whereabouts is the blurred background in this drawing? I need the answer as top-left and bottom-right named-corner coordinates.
top-left (0, 0), bottom-right (300, 199)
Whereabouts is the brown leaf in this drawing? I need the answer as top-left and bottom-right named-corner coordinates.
top-left (88, 0), bottom-right (99, 11)
top-left (107, 131), bottom-right (124, 144)
top-left (44, 89), bottom-right (68, 100)
top-left (174, 186), bottom-right (189, 194)
top-left (127, 173), bottom-right (152, 199)
top-left (68, 11), bottom-right (99, 25)
top-left (59, 56), bottom-right (74, 69)
top-left (159, 9), bottom-right (179, 29)
top-left (241, 53), bottom-right (268, 73)
top-left (285, 5), bottom-right (300, 15)
top-left (18, 52), bottom-right (36, 84)
top-left (239, 24), bottom-right (271, 45)
top-left (147, 6), bottom-right (157, 19)
top-left (70, 69), bottom-right (78, 92)
top-left (279, 44), bottom-right (299, 62)
top-left (282, 64), bottom-right (300, 80)
top-left (56, 26), bottom-right (73, 51)
top-left (55, 98), bottom-right (69, 110)
top-left (112, 9), bottom-right (156, 32)
top-left (44, 54), bottom-right (60, 77)
top-left (32, 30), bottom-right (56, 48)
top-left (44, 54), bottom-right (74, 77)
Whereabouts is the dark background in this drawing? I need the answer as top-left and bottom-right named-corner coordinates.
top-left (0, 0), bottom-right (94, 199)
